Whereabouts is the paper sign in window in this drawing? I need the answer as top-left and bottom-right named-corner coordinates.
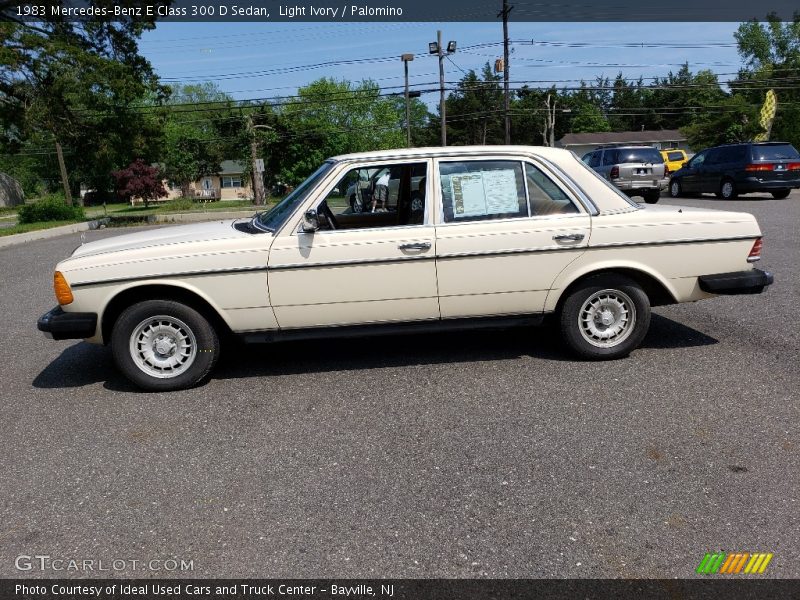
top-left (448, 169), bottom-right (520, 218)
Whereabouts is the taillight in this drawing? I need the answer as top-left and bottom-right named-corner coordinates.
top-left (747, 238), bottom-right (763, 263)
top-left (610, 166), bottom-right (619, 179)
top-left (787, 162), bottom-right (800, 171)
top-left (745, 164), bottom-right (774, 172)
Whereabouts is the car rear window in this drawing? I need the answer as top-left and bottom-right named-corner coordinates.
top-left (617, 148), bottom-right (663, 164)
top-left (751, 144), bottom-right (800, 161)
top-left (667, 151), bottom-right (684, 161)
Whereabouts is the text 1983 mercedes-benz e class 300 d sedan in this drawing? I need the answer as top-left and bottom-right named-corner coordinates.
top-left (39, 146), bottom-right (773, 391)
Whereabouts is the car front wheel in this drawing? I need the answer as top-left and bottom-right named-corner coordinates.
top-left (559, 275), bottom-right (651, 360)
top-left (669, 179), bottom-right (682, 198)
top-left (111, 300), bottom-right (220, 391)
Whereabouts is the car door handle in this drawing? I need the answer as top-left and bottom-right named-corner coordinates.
top-left (553, 234), bottom-right (585, 243)
top-left (398, 242), bottom-right (432, 251)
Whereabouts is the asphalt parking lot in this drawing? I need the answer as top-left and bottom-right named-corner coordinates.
top-left (0, 190), bottom-right (797, 579)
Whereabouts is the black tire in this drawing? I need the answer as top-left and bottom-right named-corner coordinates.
top-left (771, 189), bottom-right (791, 199)
top-left (559, 274), bottom-right (651, 360)
top-left (350, 194), bottom-right (364, 213)
top-left (111, 299), bottom-right (220, 391)
top-left (719, 178), bottom-right (738, 200)
top-left (668, 179), bottom-right (683, 198)
top-left (643, 190), bottom-right (661, 204)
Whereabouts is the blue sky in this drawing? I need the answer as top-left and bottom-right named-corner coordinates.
top-left (138, 22), bottom-right (745, 107)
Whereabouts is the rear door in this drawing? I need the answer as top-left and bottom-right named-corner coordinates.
top-left (433, 156), bottom-right (590, 319)
top-left (700, 148), bottom-right (723, 193)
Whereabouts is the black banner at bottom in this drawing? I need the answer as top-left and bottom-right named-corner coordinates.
top-left (3, 579), bottom-right (800, 600)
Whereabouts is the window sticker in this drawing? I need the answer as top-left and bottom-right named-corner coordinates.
top-left (448, 168), bottom-right (520, 218)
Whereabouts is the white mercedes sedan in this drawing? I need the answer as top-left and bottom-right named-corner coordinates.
top-left (38, 146), bottom-right (773, 391)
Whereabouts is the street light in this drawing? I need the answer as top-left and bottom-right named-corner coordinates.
top-left (401, 53), bottom-right (414, 148)
top-left (429, 31), bottom-right (457, 146)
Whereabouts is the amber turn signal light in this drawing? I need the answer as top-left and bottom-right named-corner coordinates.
top-left (54, 271), bottom-right (74, 305)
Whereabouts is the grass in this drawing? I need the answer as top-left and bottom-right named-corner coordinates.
top-left (0, 220), bottom-right (83, 237)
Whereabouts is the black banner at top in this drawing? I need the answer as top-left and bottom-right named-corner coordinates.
top-left (4, 0), bottom-right (800, 23)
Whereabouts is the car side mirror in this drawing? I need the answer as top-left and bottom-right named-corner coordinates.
top-left (300, 209), bottom-right (319, 233)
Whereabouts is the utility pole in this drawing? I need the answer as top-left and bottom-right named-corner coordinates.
top-left (499, 0), bottom-right (512, 144)
top-left (437, 30), bottom-right (446, 146)
top-left (401, 53), bottom-right (414, 147)
top-left (246, 114), bottom-right (266, 206)
top-left (54, 139), bottom-right (73, 206)
top-left (430, 31), bottom-right (457, 147)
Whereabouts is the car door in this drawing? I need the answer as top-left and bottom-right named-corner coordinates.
top-left (433, 157), bottom-right (591, 319)
top-left (700, 148), bottom-right (724, 193)
top-left (680, 150), bottom-right (707, 193)
top-left (267, 160), bottom-right (439, 329)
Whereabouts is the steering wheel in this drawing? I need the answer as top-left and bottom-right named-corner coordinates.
top-left (319, 200), bottom-right (338, 230)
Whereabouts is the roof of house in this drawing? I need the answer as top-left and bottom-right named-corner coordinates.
top-left (557, 129), bottom-right (686, 147)
top-left (219, 160), bottom-right (246, 175)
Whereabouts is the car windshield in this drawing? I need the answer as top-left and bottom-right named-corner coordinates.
top-left (752, 144), bottom-right (799, 161)
top-left (618, 148), bottom-right (663, 164)
top-left (254, 161), bottom-right (334, 232)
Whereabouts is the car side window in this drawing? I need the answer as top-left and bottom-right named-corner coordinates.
top-left (601, 149), bottom-right (619, 166)
top-left (439, 160), bottom-right (527, 223)
top-left (525, 163), bottom-right (579, 216)
top-left (316, 162), bottom-right (427, 231)
top-left (705, 149), bottom-right (721, 165)
top-left (689, 151), bottom-right (707, 168)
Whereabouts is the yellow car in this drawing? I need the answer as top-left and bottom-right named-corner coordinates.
top-left (660, 149), bottom-right (689, 174)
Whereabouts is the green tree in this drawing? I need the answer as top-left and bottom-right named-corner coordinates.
top-left (569, 103), bottom-right (611, 133)
top-left (0, 2), bottom-right (169, 203)
top-left (445, 63), bottom-right (504, 146)
top-left (735, 13), bottom-right (800, 146)
top-left (276, 78), bottom-right (407, 184)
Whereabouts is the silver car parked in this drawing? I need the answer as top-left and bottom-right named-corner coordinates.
top-left (582, 145), bottom-right (668, 204)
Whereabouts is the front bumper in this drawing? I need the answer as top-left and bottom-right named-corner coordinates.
top-left (698, 269), bottom-right (774, 295)
top-left (37, 306), bottom-right (98, 340)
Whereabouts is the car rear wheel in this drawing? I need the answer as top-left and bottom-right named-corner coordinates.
top-left (719, 179), bottom-right (738, 200)
top-left (111, 300), bottom-right (220, 391)
top-left (559, 275), bottom-right (651, 360)
top-left (669, 179), bottom-right (682, 198)
top-left (771, 189), bottom-right (791, 199)
top-left (643, 190), bottom-right (661, 204)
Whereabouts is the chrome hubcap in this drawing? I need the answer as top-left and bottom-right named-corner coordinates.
top-left (722, 182), bottom-right (733, 197)
top-left (579, 289), bottom-right (637, 348)
top-left (671, 182), bottom-right (679, 195)
top-left (129, 315), bottom-right (197, 379)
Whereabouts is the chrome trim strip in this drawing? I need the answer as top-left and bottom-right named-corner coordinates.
top-left (70, 266), bottom-right (268, 288)
top-left (270, 255), bottom-right (435, 270)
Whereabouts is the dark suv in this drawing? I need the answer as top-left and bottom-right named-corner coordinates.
top-left (582, 145), bottom-right (667, 204)
top-left (668, 142), bottom-right (800, 200)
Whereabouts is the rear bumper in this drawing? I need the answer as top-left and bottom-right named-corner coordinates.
top-left (615, 178), bottom-right (668, 192)
top-left (698, 269), bottom-right (774, 295)
top-left (737, 176), bottom-right (800, 192)
top-left (37, 306), bottom-right (98, 340)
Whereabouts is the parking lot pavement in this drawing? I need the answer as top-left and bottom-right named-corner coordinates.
top-left (0, 191), bottom-right (797, 579)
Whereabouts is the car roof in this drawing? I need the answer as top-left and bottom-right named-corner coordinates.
top-left (330, 145), bottom-right (574, 162)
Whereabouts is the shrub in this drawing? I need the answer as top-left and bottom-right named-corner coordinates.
top-left (17, 194), bottom-right (86, 224)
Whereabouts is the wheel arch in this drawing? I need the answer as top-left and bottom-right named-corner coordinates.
top-left (547, 265), bottom-right (678, 314)
top-left (100, 282), bottom-right (233, 345)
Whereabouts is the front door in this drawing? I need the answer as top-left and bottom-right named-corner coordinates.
top-left (267, 160), bottom-right (439, 329)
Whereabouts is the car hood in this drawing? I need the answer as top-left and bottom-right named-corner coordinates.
top-left (70, 219), bottom-right (249, 259)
